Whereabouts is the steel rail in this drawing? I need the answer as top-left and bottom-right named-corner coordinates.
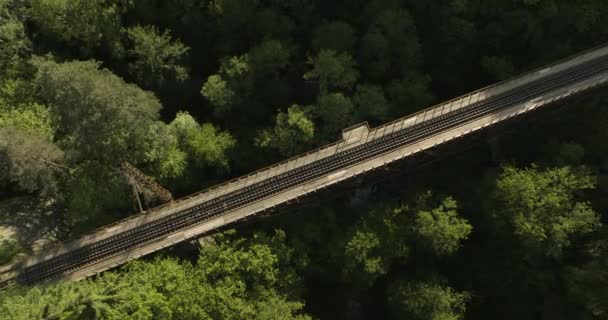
top-left (18, 52), bottom-right (608, 285)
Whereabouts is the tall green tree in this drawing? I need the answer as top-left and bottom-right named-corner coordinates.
top-left (256, 105), bottom-right (315, 156)
top-left (0, 102), bottom-right (56, 140)
top-left (388, 279), bottom-right (469, 320)
top-left (313, 92), bottom-right (354, 138)
top-left (33, 58), bottom-right (161, 165)
top-left (387, 76), bottom-right (434, 116)
top-left (359, 7), bottom-right (425, 83)
top-left (410, 193), bottom-right (472, 257)
top-left (352, 84), bottom-right (390, 122)
top-left (126, 25), bottom-right (190, 88)
top-left (344, 192), bottom-right (471, 285)
top-left (32, 58), bottom-right (165, 229)
top-left (311, 21), bottom-right (356, 53)
top-left (0, 127), bottom-right (64, 196)
top-left (0, 0), bottom-right (30, 75)
top-left (202, 54), bottom-right (252, 115)
top-left (493, 165), bottom-right (601, 258)
top-left (248, 39), bottom-right (290, 76)
top-left (565, 227), bottom-right (608, 319)
top-left (201, 74), bottom-right (235, 114)
top-left (184, 123), bottom-right (235, 169)
top-left (143, 121), bottom-right (187, 180)
top-left (169, 111), bottom-right (236, 169)
top-left (303, 49), bottom-right (359, 95)
top-left (30, 0), bottom-right (128, 56)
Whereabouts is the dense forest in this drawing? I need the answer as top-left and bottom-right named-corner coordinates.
top-left (1, 0), bottom-right (608, 319)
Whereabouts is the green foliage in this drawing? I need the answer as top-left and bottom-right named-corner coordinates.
top-left (372, 9), bottom-right (422, 77)
top-left (0, 238), bottom-right (22, 264)
top-left (0, 103), bottom-right (56, 140)
top-left (64, 164), bottom-right (131, 231)
top-left (481, 55), bottom-right (516, 80)
top-left (344, 231), bottom-right (385, 281)
top-left (126, 25), bottom-right (190, 87)
top-left (343, 192), bottom-right (471, 285)
top-left (247, 229), bottom-right (308, 294)
top-left (253, 8), bottom-right (295, 40)
top-left (312, 21), bottom-right (356, 53)
top-left (352, 84), bottom-right (390, 122)
top-left (255, 105), bottom-right (315, 156)
top-left (387, 76), bottom-right (434, 115)
top-left (248, 39), bottom-right (291, 75)
top-left (0, 231), bottom-right (311, 320)
top-left (412, 193), bottom-right (472, 256)
top-left (33, 58), bottom-right (161, 165)
top-left (201, 74), bottom-right (235, 113)
top-left (541, 142), bottom-right (586, 167)
top-left (304, 49), bottom-right (359, 95)
top-left (314, 92), bottom-right (354, 137)
top-left (170, 111), bottom-right (200, 139)
top-left (143, 122), bottom-right (187, 180)
top-left (207, 0), bottom-right (259, 53)
top-left (186, 123), bottom-right (236, 169)
top-left (494, 165), bottom-right (600, 258)
top-left (388, 280), bottom-right (469, 320)
top-left (0, 127), bottom-right (64, 196)
top-left (30, 0), bottom-right (128, 55)
top-left (359, 28), bottom-right (390, 82)
top-left (169, 111), bottom-right (235, 169)
top-left (202, 54), bottom-right (254, 116)
top-left (220, 54), bottom-right (251, 80)
top-left (359, 8), bottom-right (424, 83)
top-left (0, 78), bottom-right (37, 108)
top-left (0, 0), bottom-right (30, 75)
top-left (30, 58), bottom-right (170, 228)
top-left (565, 229), bottom-right (608, 319)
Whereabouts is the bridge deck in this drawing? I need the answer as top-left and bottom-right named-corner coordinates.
top-left (4, 43), bottom-right (608, 286)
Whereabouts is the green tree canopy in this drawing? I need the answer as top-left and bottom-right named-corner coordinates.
top-left (303, 49), bottom-right (359, 95)
top-left (388, 279), bottom-right (469, 320)
top-left (30, 0), bottom-right (127, 55)
top-left (126, 25), bottom-right (190, 88)
top-left (185, 123), bottom-right (235, 169)
top-left (344, 192), bottom-right (471, 285)
top-left (359, 8), bottom-right (423, 82)
top-left (0, 78), bottom-right (37, 108)
top-left (0, 102), bottom-right (56, 140)
top-left (169, 111), bottom-right (236, 169)
top-left (313, 92), bottom-right (354, 137)
top-left (493, 165), bottom-right (601, 258)
top-left (387, 76), bottom-right (434, 116)
top-left (312, 21), bottom-right (356, 53)
top-left (0, 0), bottom-right (30, 75)
top-left (202, 54), bottom-right (253, 115)
top-left (352, 84), bottom-right (390, 122)
top-left (0, 230), bottom-right (311, 320)
top-left (0, 127), bottom-right (64, 196)
top-left (248, 39), bottom-right (291, 75)
top-left (201, 74), bottom-right (235, 114)
top-left (481, 55), bottom-right (516, 81)
top-left (31, 58), bottom-right (166, 229)
top-left (33, 58), bottom-right (161, 165)
top-left (358, 27), bottom-right (390, 83)
top-left (565, 227), bottom-right (608, 319)
top-left (256, 105), bottom-right (315, 156)
top-left (143, 121), bottom-right (187, 180)
top-left (410, 193), bottom-right (472, 256)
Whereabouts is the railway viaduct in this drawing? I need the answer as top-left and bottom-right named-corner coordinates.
top-left (2, 43), bottom-right (608, 288)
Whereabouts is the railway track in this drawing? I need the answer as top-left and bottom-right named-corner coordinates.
top-left (15, 51), bottom-right (608, 286)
